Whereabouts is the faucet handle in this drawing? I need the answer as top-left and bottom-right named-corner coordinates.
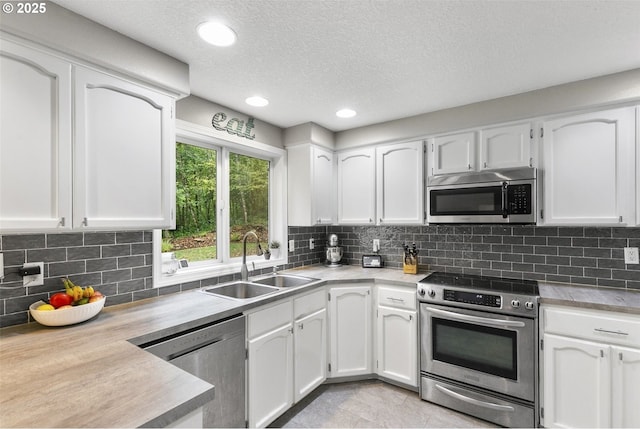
top-left (273, 265), bottom-right (279, 274)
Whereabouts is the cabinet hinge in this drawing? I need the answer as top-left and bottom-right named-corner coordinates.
top-left (529, 157), bottom-right (533, 168)
top-left (376, 360), bottom-right (379, 369)
top-left (328, 363), bottom-right (331, 373)
top-left (530, 129), bottom-right (533, 139)
top-left (540, 127), bottom-right (544, 138)
top-left (376, 309), bottom-right (379, 318)
top-left (540, 339), bottom-right (544, 351)
top-left (619, 215), bottom-right (623, 223)
top-left (600, 349), bottom-right (604, 358)
top-left (431, 143), bottom-right (434, 152)
top-left (367, 289), bottom-right (370, 295)
top-left (423, 144), bottom-right (427, 154)
top-left (245, 348), bottom-right (248, 360)
top-left (619, 352), bottom-right (623, 361)
top-left (540, 407), bottom-right (544, 419)
top-left (327, 292), bottom-right (331, 301)
top-left (540, 209), bottom-right (544, 220)
top-left (424, 211), bottom-right (427, 222)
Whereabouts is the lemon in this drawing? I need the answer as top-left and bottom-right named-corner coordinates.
top-left (36, 304), bottom-right (55, 311)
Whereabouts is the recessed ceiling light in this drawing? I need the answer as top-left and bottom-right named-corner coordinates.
top-left (197, 22), bottom-right (237, 47)
top-left (245, 96), bottom-right (269, 107)
top-left (336, 108), bottom-right (356, 118)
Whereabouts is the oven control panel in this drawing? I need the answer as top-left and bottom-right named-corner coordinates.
top-left (443, 289), bottom-right (501, 308)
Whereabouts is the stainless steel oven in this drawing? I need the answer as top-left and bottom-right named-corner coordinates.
top-left (418, 272), bottom-right (539, 428)
top-left (427, 167), bottom-right (536, 224)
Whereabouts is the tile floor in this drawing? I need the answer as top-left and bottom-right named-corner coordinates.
top-left (270, 380), bottom-right (497, 428)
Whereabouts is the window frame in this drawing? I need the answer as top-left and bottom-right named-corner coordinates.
top-left (153, 119), bottom-right (287, 287)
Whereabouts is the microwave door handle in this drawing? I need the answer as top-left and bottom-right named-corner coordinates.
top-left (501, 182), bottom-right (508, 218)
top-left (434, 384), bottom-right (516, 412)
top-left (427, 306), bottom-right (526, 328)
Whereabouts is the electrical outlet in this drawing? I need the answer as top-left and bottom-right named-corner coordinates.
top-left (23, 262), bottom-right (44, 286)
top-left (288, 239), bottom-right (295, 252)
top-left (309, 238), bottom-right (315, 250)
top-left (0, 253), bottom-right (4, 280)
top-left (373, 239), bottom-right (380, 252)
top-left (624, 247), bottom-right (639, 264)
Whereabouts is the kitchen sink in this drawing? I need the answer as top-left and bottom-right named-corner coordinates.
top-left (203, 281), bottom-right (280, 300)
top-left (252, 274), bottom-right (320, 288)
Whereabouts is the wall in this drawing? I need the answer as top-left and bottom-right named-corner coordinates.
top-left (176, 95), bottom-right (284, 149)
top-left (0, 227), bottom-right (326, 328)
top-left (335, 69), bottom-right (640, 149)
top-left (329, 225), bottom-right (640, 289)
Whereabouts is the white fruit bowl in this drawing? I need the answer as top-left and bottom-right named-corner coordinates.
top-left (29, 297), bottom-right (106, 327)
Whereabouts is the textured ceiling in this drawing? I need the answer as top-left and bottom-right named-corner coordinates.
top-left (52, 0), bottom-right (640, 132)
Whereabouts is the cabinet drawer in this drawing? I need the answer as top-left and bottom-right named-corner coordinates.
top-left (542, 305), bottom-right (640, 347)
top-left (294, 289), bottom-right (326, 320)
top-left (377, 286), bottom-right (416, 311)
top-left (247, 299), bottom-right (292, 339)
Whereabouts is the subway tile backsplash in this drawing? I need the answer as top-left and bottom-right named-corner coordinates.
top-left (1, 225), bottom-right (639, 328)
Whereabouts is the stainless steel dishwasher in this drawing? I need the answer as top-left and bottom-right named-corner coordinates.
top-left (143, 314), bottom-right (246, 428)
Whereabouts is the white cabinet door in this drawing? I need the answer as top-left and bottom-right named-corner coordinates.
top-left (612, 345), bottom-right (640, 428)
top-left (541, 107), bottom-right (636, 226)
top-left (480, 123), bottom-right (533, 170)
top-left (0, 39), bottom-right (72, 231)
top-left (543, 334), bottom-right (611, 428)
top-left (287, 144), bottom-right (335, 226)
top-left (247, 323), bottom-right (294, 428)
top-left (294, 308), bottom-right (327, 403)
top-left (337, 148), bottom-right (376, 224)
top-left (328, 285), bottom-right (372, 377)
top-left (376, 306), bottom-right (417, 386)
top-left (431, 132), bottom-right (476, 175)
top-left (74, 66), bottom-right (175, 229)
top-left (376, 141), bottom-right (424, 224)
top-left (311, 146), bottom-right (335, 225)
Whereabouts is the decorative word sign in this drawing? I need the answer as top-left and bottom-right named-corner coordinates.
top-left (211, 112), bottom-right (256, 140)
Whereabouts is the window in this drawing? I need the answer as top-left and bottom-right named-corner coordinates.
top-left (153, 120), bottom-right (287, 287)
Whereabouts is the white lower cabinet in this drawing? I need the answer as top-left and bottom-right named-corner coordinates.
top-left (375, 285), bottom-right (417, 387)
top-left (294, 308), bottom-right (327, 402)
top-left (246, 290), bottom-right (326, 428)
top-left (541, 305), bottom-right (640, 428)
top-left (328, 285), bottom-right (373, 378)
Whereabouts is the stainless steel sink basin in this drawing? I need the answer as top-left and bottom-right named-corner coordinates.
top-left (252, 274), bottom-right (320, 288)
top-left (203, 281), bottom-right (280, 299)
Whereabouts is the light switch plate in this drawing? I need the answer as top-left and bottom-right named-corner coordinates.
top-left (288, 240), bottom-right (295, 252)
top-left (624, 247), bottom-right (639, 264)
top-left (309, 238), bottom-right (315, 250)
top-left (0, 253), bottom-right (4, 280)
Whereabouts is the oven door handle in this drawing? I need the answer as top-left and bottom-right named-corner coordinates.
top-left (435, 384), bottom-right (516, 412)
top-left (427, 306), bottom-right (526, 328)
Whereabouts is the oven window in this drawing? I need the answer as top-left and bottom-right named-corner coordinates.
top-left (430, 186), bottom-right (502, 215)
top-left (432, 317), bottom-right (517, 379)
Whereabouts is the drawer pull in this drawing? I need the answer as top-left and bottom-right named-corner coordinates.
top-left (594, 328), bottom-right (629, 336)
top-left (386, 297), bottom-right (405, 303)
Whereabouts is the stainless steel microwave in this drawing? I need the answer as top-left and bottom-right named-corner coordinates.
top-left (427, 167), bottom-right (536, 224)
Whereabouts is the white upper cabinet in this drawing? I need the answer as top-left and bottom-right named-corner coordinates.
top-left (429, 124), bottom-right (534, 176)
top-left (431, 131), bottom-right (476, 175)
top-left (74, 66), bottom-right (175, 229)
top-left (337, 147), bottom-right (376, 224)
top-left (480, 123), bottom-right (533, 170)
top-left (376, 141), bottom-right (424, 224)
top-left (0, 39), bottom-right (72, 232)
top-left (0, 36), bottom-right (176, 232)
top-left (287, 144), bottom-right (335, 226)
top-left (540, 106), bottom-right (637, 226)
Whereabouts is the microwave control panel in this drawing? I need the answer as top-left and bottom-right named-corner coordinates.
top-left (507, 184), bottom-right (532, 214)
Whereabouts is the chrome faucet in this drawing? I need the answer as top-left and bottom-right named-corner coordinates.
top-left (241, 231), bottom-right (263, 281)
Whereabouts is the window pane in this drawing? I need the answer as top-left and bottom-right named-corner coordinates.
top-left (163, 142), bottom-right (217, 266)
top-left (229, 153), bottom-right (269, 257)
